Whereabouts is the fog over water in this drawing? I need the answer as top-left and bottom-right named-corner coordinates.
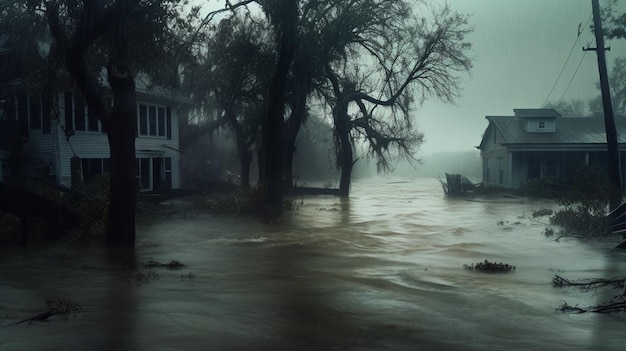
top-left (2, 177), bottom-right (625, 350)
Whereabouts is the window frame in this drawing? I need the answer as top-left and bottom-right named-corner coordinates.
top-left (137, 102), bottom-right (171, 138)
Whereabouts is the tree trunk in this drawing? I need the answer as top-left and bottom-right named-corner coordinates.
top-left (262, 1), bottom-right (297, 209)
top-left (105, 1), bottom-right (137, 246)
top-left (338, 135), bottom-right (353, 197)
top-left (283, 77), bottom-right (311, 193)
top-left (284, 140), bottom-right (295, 192)
top-left (239, 148), bottom-right (252, 188)
top-left (226, 108), bottom-right (252, 188)
top-left (335, 100), bottom-right (352, 197)
top-left (106, 63), bottom-right (137, 246)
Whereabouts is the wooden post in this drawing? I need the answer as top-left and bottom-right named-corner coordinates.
top-left (589, 0), bottom-right (622, 210)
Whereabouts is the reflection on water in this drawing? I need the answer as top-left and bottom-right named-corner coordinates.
top-left (1, 177), bottom-right (625, 350)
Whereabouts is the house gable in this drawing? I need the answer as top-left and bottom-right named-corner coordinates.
top-left (514, 108), bottom-right (559, 133)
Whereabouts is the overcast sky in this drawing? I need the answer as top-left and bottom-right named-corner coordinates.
top-left (201, 0), bottom-right (625, 155)
top-left (417, 0), bottom-right (626, 155)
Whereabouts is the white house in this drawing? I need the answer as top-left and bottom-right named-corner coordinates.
top-left (1, 84), bottom-right (186, 191)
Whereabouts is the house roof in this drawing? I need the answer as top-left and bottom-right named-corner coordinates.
top-left (513, 108), bottom-right (561, 118)
top-left (480, 109), bottom-right (626, 149)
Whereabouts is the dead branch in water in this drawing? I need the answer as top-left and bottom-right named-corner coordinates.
top-left (552, 275), bottom-right (625, 290)
top-left (554, 275), bottom-right (626, 313)
top-left (12, 296), bottom-right (84, 325)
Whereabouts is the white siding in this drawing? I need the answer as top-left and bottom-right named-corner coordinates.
top-left (23, 90), bottom-right (183, 189)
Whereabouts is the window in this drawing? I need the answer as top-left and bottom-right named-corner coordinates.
top-left (148, 106), bottom-right (156, 135)
top-left (137, 103), bottom-right (171, 138)
top-left (158, 107), bottom-right (165, 137)
top-left (139, 104), bottom-right (148, 135)
top-left (79, 158), bottom-right (110, 184)
top-left (64, 91), bottom-right (102, 132)
top-left (538, 121), bottom-right (545, 129)
top-left (544, 156), bottom-right (559, 178)
top-left (528, 157), bottom-right (540, 179)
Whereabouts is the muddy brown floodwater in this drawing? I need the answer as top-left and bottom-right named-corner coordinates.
top-left (1, 177), bottom-right (626, 350)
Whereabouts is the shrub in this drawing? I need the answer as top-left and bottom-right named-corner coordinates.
top-left (548, 167), bottom-right (612, 238)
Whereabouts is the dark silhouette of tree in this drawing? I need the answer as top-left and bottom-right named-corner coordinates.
top-left (260, 0), bottom-right (298, 209)
top-left (185, 14), bottom-right (273, 188)
top-left (198, 0), bottom-right (296, 208)
top-left (47, 0), bottom-right (194, 245)
top-left (321, 3), bottom-right (472, 196)
top-left (47, 0), bottom-right (141, 245)
top-left (587, 57), bottom-right (626, 116)
top-left (191, 0), bottom-right (472, 202)
top-left (604, 0), bottom-right (626, 40)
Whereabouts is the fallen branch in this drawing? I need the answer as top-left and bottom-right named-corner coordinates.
top-left (11, 296), bottom-right (84, 325)
top-left (552, 275), bottom-right (625, 290)
top-left (554, 275), bottom-right (626, 313)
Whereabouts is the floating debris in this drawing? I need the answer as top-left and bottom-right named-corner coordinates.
top-left (142, 260), bottom-right (186, 269)
top-left (463, 260), bottom-right (516, 273)
top-left (135, 271), bottom-right (160, 284)
top-left (12, 296), bottom-right (84, 325)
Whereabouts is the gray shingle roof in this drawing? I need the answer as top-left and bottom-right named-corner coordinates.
top-left (488, 115), bottom-right (626, 145)
top-left (513, 108), bottom-right (561, 118)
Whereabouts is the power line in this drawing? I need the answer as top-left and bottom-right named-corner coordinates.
top-left (542, 14), bottom-right (593, 107)
top-left (554, 51), bottom-right (590, 108)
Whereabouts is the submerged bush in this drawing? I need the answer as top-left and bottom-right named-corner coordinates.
top-left (463, 260), bottom-right (516, 273)
top-left (547, 167), bottom-right (613, 238)
top-left (516, 177), bottom-right (562, 198)
top-left (0, 175), bottom-right (110, 246)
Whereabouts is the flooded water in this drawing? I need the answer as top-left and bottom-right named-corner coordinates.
top-left (1, 177), bottom-right (626, 350)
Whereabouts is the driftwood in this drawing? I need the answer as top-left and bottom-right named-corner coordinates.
top-left (553, 275), bottom-right (626, 313)
top-left (11, 296), bottom-right (84, 325)
top-left (142, 260), bottom-right (185, 269)
top-left (557, 300), bottom-right (626, 314)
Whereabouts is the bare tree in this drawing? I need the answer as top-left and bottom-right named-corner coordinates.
top-left (322, 3), bottom-right (473, 196)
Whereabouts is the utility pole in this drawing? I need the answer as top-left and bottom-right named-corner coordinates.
top-left (587, 0), bottom-right (622, 210)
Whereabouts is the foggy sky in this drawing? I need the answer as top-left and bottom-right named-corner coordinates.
top-left (200, 0), bottom-right (626, 155)
top-left (417, 0), bottom-right (626, 155)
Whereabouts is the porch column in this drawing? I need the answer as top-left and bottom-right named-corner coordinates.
top-left (507, 152), bottom-right (513, 188)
